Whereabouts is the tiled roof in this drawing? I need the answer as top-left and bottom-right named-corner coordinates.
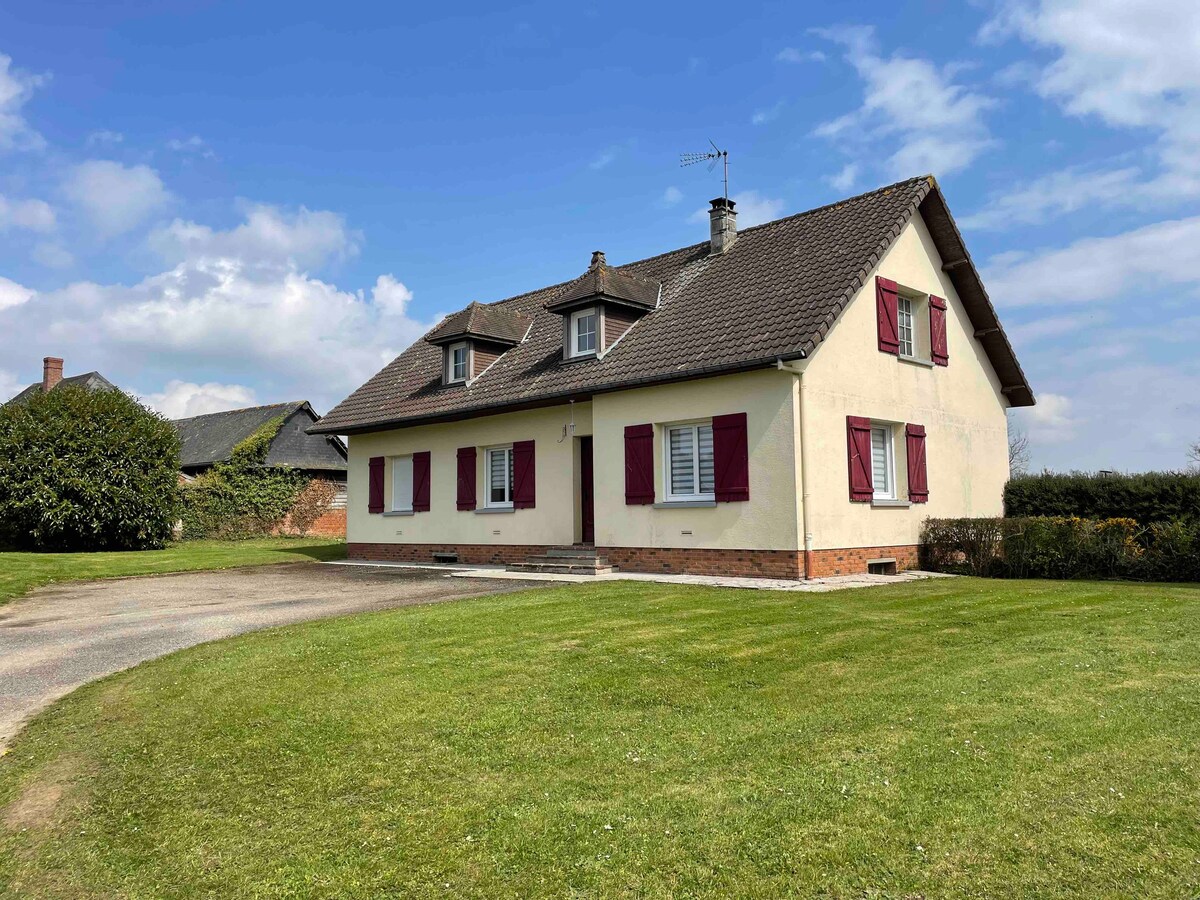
top-left (6, 371), bottom-right (118, 405)
top-left (425, 301), bottom-right (532, 346)
top-left (174, 401), bottom-right (347, 471)
top-left (313, 176), bottom-right (1033, 434)
top-left (548, 251), bottom-right (661, 311)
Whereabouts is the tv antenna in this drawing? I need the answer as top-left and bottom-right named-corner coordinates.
top-left (680, 140), bottom-right (729, 201)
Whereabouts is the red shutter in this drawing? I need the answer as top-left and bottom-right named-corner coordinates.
top-left (368, 456), bottom-right (385, 513)
top-left (412, 451), bottom-right (431, 512)
top-left (876, 277), bottom-right (900, 355)
top-left (712, 412), bottom-right (750, 502)
top-left (930, 295), bottom-right (948, 366)
top-left (847, 416), bottom-right (873, 502)
top-left (906, 424), bottom-right (929, 503)
top-left (456, 447), bottom-right (477, 511)
top-left (512, 440), bottom-right (536, 508)
top-left (624, 424), bottom-right (655, 505)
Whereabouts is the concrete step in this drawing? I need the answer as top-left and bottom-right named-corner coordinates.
top-left (507, 561), bottom-right (615, 576)
top-left (544, 547), bottom-right (602, 559)
top-left (522, 553), bottom-right (610, 566)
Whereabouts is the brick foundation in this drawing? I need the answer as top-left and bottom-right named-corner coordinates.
top-left (348, 542), bottom-right (920, 579)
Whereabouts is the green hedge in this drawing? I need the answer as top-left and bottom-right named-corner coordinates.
top-left (1004, 472), bottom-right (1200, 523)
top-left (0, 385), bottom-right (180, 551)
top-left (921, 516), bottom-right (1200, 582)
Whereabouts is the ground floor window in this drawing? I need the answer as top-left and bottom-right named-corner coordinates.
top-left (486, 446), bottom-right (514, 507)
top-left (391, 455), bottom-right (413, 512)
top-left (871, 425), bottom-right (895, 500)
top-left (665, 421), bottom-right (715, 501)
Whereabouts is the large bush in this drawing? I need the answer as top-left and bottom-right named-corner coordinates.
top-left (180, 417), bottom-right (305, 539)
top-left (0, 385), bottom-right (180, 551)
top-left (921, 516), bottom-right (1198, 582)
top-left (1004, 471), bottom-right (1200, 523)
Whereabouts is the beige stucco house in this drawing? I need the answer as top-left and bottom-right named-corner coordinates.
top-left (311, 176), bottom-right (1034, 578)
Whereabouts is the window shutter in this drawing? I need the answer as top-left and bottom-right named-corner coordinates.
top-left (368, 456), bottom-right (385, 513)
top-left (456, 447), bottom-right (477, 511)
top-left (412, 451), bottom-right (431, 512)
top-left (624, 424), bottom-right (655, 505)
top-left (846, 416), bottom-right (873, 502)
top-left (876, 277), bottom-right (900, 355)
top-left (512, 440), bottom-right (536, 508)
top-left (712, 412), bottom-right (750, 502)
top-left (906, 424), bottom-right (929, 503)
top-left (929, 295), bottom-right (949, 366)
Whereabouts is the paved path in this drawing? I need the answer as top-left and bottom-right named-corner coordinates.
top-left (0, 563), bottom-right (540, 753)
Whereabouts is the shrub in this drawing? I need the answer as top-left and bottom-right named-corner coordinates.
top-left (0, 385), bottom-right (180, 551)
top-left (179, 418), bottom-right (304, 540)
top-left (921, 516), bottom-right (1198, 582)
top-left (1004, 471), bottom-right (1200, 523)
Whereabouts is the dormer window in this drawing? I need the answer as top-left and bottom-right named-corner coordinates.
top-left (570, 307), bottom-right (598, 357)
top-left (448, 342), bottom-right (469, 383)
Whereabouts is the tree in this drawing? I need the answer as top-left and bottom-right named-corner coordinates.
top-left (0, 385), bottom-right (180, 551)
top-left (1188, 439), bottom-right (1200, 473)
top-left (1008, 421), bottom-right (1031, 476)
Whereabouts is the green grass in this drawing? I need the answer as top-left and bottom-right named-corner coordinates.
top-left (1, 578), bottom-right (1198, 898)
top-left (0, 537), bottom-right (346, 606)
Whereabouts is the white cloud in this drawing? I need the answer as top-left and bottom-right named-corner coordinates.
top-left (982, 0), bottom-right (1200, 202)
top-left (0, 368), bottom-right (23, 402)
top-left (687, 190), bottom-right (785, 228)
top-left (31, 242), bottom-right (73, 268)
top-left (149, 203), bottom-right (358, 269)
top-left (1008, 310), bottom-right (1110, 345)
top-left (984, 216), bottom-right (1200, 306)
top-left (140, 380), bottom-right (258, 419)
top-left (813, 25), bottom-right (995, 178)
top-left (751, 101), bottom-right (783, 125)
top-left (63, 160), bottom-right (171, 238)
top-left (1020, 391), bottom-right (1078, 444)
top-left (0, 194), bottom-right (55, 232)
top-left (0, 52), bottom-right (45, 152)
top-left (660, 186), bottom-right (683, 207)
top-left (85, 130), bottom-right (124, 147)
top-left (370, 273), bottom-right (413, 316)
top-left (827, 163), bottom-right (859, 192)
top-left (960, 166), bottom-right (1142, 230)
top-left (165, 135), bottom-right (215, 159)
top-left (0, 275), bottom-right (34, 310)
top-left (776, 48), bottom-right (826, 64)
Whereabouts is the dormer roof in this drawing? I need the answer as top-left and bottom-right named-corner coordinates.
top-left (424, 301), bottom-right (532, 347)
top-left (545, 251), bottom-right (660, 313)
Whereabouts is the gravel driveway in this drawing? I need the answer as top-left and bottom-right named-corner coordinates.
top-left (0, 563), bottom-right (541, 753)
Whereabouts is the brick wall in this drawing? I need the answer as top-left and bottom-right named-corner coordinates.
top-left (306, 508), bottom-right (346, 538)
top-left (347, 541), bottom-right (920, 578)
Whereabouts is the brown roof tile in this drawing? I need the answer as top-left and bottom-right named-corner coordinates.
top-left (313, 176), bottom-right (1033, 434)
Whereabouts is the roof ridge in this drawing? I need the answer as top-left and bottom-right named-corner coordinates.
top-left (172, 400), bottom-right (307, 423)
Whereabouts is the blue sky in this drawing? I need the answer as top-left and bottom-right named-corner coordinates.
top-left (0, 0), bottom-right (1197, 472)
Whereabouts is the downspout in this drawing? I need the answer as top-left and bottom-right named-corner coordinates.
top-left (776, 356), bottom-right (814, 579)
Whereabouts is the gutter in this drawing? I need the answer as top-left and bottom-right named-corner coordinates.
top-left (776, 356), bottom-right (813, 580)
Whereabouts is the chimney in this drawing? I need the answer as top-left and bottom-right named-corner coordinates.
top-left (589, 250), bottom-right (607, 270)
top-left (42, 357), bottom-right (63, 392)
top-left (708, 197), bottom-right (737, 254)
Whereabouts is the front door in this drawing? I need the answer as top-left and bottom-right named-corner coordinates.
top-left (579, 436), bottom-right (595, 544)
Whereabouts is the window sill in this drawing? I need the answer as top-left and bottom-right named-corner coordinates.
top-left (475, 507), bottom-right (515, 514)
top-left (654, 499), bottom-right (717, 509)
top-left (871, 499), bottom-right (912, 509)
top-left (383, 509), bottom-right (415, 517)
top-left (562, 352), bottom-right (598, 364)
top-left (898, 355), bottom-right (935, 368)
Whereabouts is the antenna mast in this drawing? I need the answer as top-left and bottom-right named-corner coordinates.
top-left (680, 140), bottom-right (729, 200)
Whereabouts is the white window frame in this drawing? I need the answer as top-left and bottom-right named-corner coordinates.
top-left (663, 420), bottom-right (715, 502)
top-left (871, 424), bottom-right (896, 501)
top-left (391, 454), bottom-right (413, 512)
top-left (897, 296), bottom-right (915, 358)
top-left (484, 445), bottom-right (514, 509)
top-left (569, 307), bottom-right (598, 358)
top-left (447, 341), bottom-right (470, 384)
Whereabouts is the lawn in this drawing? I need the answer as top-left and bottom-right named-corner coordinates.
top-left (0, 537), bottom-right (346, 606)
top-left (1, 578), bottom-right (1197, 898)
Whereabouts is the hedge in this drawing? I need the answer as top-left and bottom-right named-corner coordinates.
top-left (921, 516), bottom-right (1200, 582)
top-left (0, 385), bottom-right (180, 551)
top-left (1004, 471), bottom-right (1200, 523)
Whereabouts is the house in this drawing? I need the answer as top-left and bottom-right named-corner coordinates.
top-left (174, 402), bottom-right (349, 536)
top-left (309, 176), bottom-right (1034, 578)
top-left (5, 357), bottom-right (118, 404)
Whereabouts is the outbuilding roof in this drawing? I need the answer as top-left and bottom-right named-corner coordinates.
top-left (312, 175), bottom-right (1033, 435)
top-left (175, 401), bottom-right (347, 471)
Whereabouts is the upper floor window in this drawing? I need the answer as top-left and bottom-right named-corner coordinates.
top-left (665, 421), bottom-right (715, 501)
top-left (447, 342), bottom-right (469, 383)
top-left (897, 297), bottom-right (915, 357)
top-left (569, 307), bottom-right (598, 357)
top-left (485, 445), bottom-right (514, 508)
top-left (871, 425), bottom-right (895, 501)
